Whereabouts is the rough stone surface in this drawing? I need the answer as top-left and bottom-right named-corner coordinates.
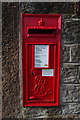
top-left (71, 44), bottom-right (80, 63)
top-left (61, 65), bottom-right (80, 83)
top-left (62, 104), bottom-right (80, 116)
top-left (78, 84), bottom-right (80, 102)
top-left (61, 46), bottom-right (70, 63)
top-left (0, 1), bottom-right (2, 118)
top-left (2, 2), bottom-right (20, 118)
top-left (62, 20), bottom-right (80, 44)
top-left (20, 2), bottom-right (74, 14)
top-left (23, 107), bottom-right (62, 118)
top-left (60, 85), bottom-right (80, 103)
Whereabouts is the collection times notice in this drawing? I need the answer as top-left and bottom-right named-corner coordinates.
top-left (34, 45), bottom-right (49, 68)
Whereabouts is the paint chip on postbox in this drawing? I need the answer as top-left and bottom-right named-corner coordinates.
top-left (42, 69), bottom-right (54, 76)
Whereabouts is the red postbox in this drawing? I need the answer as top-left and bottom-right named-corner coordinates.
top-left (21, 14), bottom-right (62, 107)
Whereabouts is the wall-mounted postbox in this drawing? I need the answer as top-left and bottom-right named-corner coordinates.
top-left (21, 14), bottom-right (62, 107)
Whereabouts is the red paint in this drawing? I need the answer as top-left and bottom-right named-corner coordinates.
top-left (21, 14), bottom-right (62, 107)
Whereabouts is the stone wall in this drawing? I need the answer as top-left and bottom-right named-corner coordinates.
top-left (0, 2), bottom-right (2, 119)
top-left (2, 2), bottom-right (80, 119)
top-left (2, 2), bottom-right (21, 118)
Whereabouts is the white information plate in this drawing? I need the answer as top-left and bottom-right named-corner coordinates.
top-left (34, 45), bottom-right (49, 68)
top-left (42, 69), bottom-right (54, 76)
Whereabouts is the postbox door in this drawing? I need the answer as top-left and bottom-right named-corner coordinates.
top-left (23, 43), bottom-right (59, 106)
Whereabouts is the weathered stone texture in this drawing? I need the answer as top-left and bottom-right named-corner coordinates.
top-left (62, 104), bottom-right (80, 115)
top-left (78, 84), bottom-right (80, 102)
top-left (0, 2), bottom-right (2, 119)
top-left (61, 65), bottom-right (80, 83)
top-left (60, 85), bottom-right (80, 103)
top-left (71, 44), bottom-right (80, 62)
top-left (61, 46), bottom-right (70, 62)
top-left (20, 2), bottom-right (74, 14)
top-left (2, 2), bottom-right (20, 118)
top-left (23, 107), bottom-right (62, 118)
top-left (62, 20), bottom-right (80, 44)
